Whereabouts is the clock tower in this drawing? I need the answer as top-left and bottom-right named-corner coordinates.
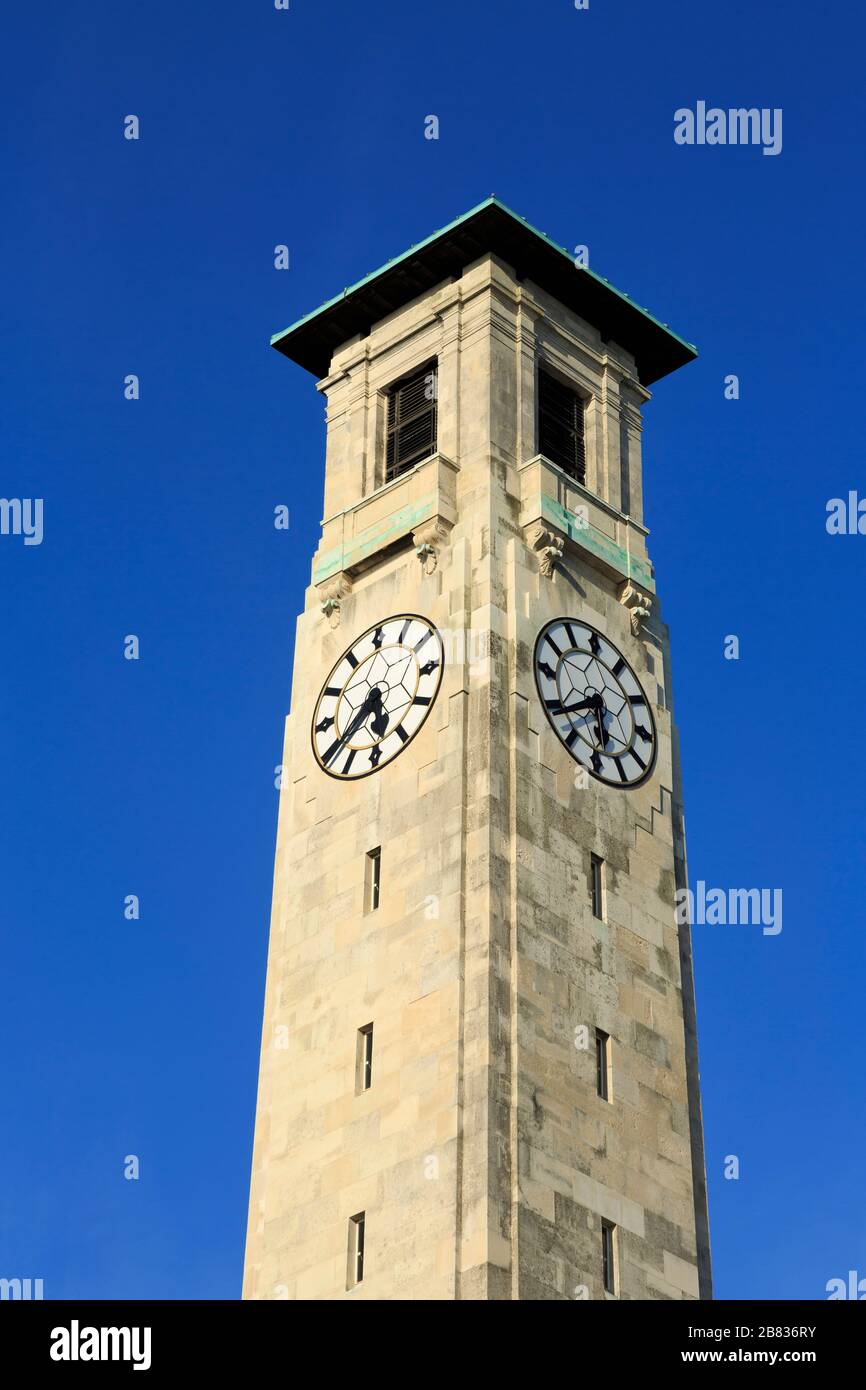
top-left (243, 199), bottom-right (712, 1301)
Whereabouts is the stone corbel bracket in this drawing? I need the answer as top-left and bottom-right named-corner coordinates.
top-left (412, 517), bottom-right (453, 575)
top-left (318, 574), bottom-right (353, 629)
top-left (619, 579), bottom-right (653, 636)
top-left (524, 520), bottom-right (565, 578)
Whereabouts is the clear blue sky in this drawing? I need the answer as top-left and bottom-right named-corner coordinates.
top-left (2, 0), bottom-right (864, 1301)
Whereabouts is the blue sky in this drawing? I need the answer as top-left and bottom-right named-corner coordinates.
top-left (2, 0), bottom-right (864, 1300)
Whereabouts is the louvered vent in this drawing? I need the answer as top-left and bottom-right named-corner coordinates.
top-left (385, 362), bottom-right (437, 482)
top-left (538, 369), bottom-right (586, 483)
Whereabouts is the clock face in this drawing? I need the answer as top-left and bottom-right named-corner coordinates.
top-left (311, 614), bottom-right (444, 780)
top-left (534, 618), bottom-right (656, 787)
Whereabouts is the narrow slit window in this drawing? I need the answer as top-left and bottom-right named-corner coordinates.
top-left (347, 1212), bottom-right (365, 1290)
top-left (356, 1023), bottom-right (374, 1093)
top-left (601, 1219), bottom-right (617, 1294)
top-left (590, 853), bottom-right (605, 920)
top-left (538, 368), bottom-right (586, 484)
top-left (385, 361), bottom-right (437, 482)
top-left (596, 1028), bottom-right (611, 1102)
top-left (365, 847), bottom-right (381, 913)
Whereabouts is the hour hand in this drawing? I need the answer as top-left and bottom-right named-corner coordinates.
top-left (322, 694), bottom-right (375, 765)
top-left (324, 688), bottom-right (388, 766)
top-left (561, 697), bottom-right (595, 714)
top-left (595, 707), bottom-right (609, 750)
top-left (368, 690), bottom-right (389, 739)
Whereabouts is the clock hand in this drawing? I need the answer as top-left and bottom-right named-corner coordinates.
top-left (367, 688), bottom-right (389, 740)
top-left (323, 689), bottom-right (380, 765)
top-left (324, 687), bottom-right (391, 766)
top-left (560, 697), bottom-right (595, 714)
top-left (594, 698), bottom-right (609, 751)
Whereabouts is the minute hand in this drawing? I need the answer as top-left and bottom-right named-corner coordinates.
top-left (324, 690), bottom-right (386, 766)
top-left (560, 697), bottom-right (595, 713)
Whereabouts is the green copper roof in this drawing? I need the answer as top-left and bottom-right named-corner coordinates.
top-left (271, 196), bottom-right (697, 386)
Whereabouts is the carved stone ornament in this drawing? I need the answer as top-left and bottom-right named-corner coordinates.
top-left (524, 521), bottom-right (565, 577)
top-left (412, 517), bottom-right (452, 576)
top-left (619, 580), bottom-right (653, 636)
top-left (318, 575), bottom-right (353, 629)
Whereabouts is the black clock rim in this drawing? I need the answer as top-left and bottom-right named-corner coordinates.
top-left (311, 613), bottom-right (445, 781)
top-left (533, 615), bottom-right (658, 789)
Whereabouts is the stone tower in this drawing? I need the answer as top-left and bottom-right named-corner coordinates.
top-left (243, 198), bottom-right (712, 1302)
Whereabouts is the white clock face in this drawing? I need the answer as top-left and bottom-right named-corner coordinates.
top-left (311, 615), bottom-right (444, 780)
top-left (534, 618), bottom-right (656, 787)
